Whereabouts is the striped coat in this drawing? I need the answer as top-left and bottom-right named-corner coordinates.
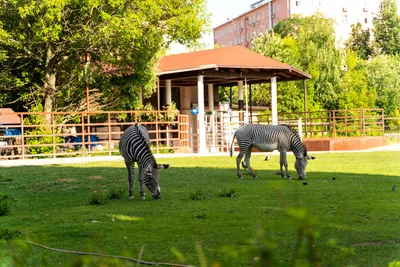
top-left (119, 124), bottom-right (169, 200)
top-left (230, 124), bottom-right (315, 180)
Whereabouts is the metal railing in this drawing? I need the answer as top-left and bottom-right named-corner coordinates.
top-left (256, 108), bottom-right (385, 138)
top-left (0, 110), bottom-right (189, 160)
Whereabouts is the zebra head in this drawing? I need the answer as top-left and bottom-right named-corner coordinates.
top-left (142, 163), bottom-right (170, 199)
top-left (294, 155), bottom-right (315, 180)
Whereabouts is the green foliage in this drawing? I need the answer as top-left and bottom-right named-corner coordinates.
top-left (0, 0), bottom-right (209, 112)
top-left (217, 188), bottom-right (236, 198)
top-left (373, 0), bottom-right (400, 55)
top-left (0, 194), bottom-right (15, 216)
top-left (366, 55), bottom-right (400, 116)
top-left (252, 13), bottom-right (341, 112)
top-left (136, 103), bottom-right (156, 122)
top-left (89, 192), bottom-right (105, 205)
top-left (159, 102), bottom-right (179, 122)
top-left (23, 114), bottom-right (64, 155)
top-left (345, 23), bottom-right (374, 60)
top-left (0, 229), bottom-right (21, 240)
top-left (337, 50), bottom-right (376, 110)
top-left (107, 188), bottom-right (125, 200)
top-left (188, 187), bottom-right (206, 200)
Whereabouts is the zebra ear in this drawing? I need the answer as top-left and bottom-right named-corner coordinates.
top-left (306, 156), bottom-right (316, 160)
top-left (157, 164), bottom-right (170, 169)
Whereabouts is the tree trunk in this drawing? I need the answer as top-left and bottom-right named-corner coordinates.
top-left (43, 43), bottom-right (57, 125)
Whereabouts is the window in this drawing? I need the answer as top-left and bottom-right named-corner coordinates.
top-left (296, 1), bottom-right (301, 6)
top-left (364, 18), bottom-right (368, 23)
top-left (342, 15), bottom-right (348, 24)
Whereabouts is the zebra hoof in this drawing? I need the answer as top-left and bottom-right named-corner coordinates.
top-left (238, 176), bottom-right (243, 179)
top-left (287, 177), bottom-right (292, 180)
top-left (129, 196), bottom-right (134, 200)
top-left (140, 196), bottom-right (146, 201)
top-left (253, 176), bottom-right (258, 179)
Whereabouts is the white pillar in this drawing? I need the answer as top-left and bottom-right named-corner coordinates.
top-left (271, 77), bottom-right (278, 125)
top-left (238, 81), bottom-right (244, 101)
top-left (166, 79), bottom-right (172, 105)
top-left (197, 76), bottom-right (206, 154)
top-left (208, 84), bottom-right (214, 111)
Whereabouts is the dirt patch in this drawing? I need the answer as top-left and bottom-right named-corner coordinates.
top-left (88, 175), bottom-right (104, 180)
top-left (59, 178), bottom-right (77, 183)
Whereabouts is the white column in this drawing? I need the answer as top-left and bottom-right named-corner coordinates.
top-left (197, 76), bottom-right (206, 154)
top-left (166, 79), bottom-right (172, 105)
top-left (208, 84), bottom-right (214, 111)
top-left (238, 81), bottom-right (244, 101)
top-left (271, 77), bottom-right (278, 125)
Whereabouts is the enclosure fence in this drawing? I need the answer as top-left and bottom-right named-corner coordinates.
top-left (205, 108), bottom-right (386, 153)
top-left (0, 110), bottom-right (189, 160)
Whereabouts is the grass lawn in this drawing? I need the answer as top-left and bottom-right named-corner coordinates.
top-left (0, 151), bottom-right (399, 266)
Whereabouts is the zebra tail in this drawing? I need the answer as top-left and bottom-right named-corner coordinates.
top-left (229, 133), bottom-right (236, 157)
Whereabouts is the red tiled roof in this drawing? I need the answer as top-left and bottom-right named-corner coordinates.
top-left (0, 108), bottom-right (21, 125)
top-left (158, 46), bottom-right (308, 77)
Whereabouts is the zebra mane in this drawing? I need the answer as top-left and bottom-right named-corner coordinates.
top-left (135, 123), bottom-right (157, 167)
top-left (280, 124), bottom-right (298, 134)
top-left (280, 124), bottom-right (308, 157)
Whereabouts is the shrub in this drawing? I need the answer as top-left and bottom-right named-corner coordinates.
top-left (218, 188), bottom-right (236, 198)
top-left (89, 192), bottom-right (105, 205)
top-left (107, 188), bottom-right (125, 200)
top-left (188, 187), bottom-right (206, 200)
top-left (0, 228), bottom-right (21, 240)
top-left (0, 194), bottom-right (15, 216)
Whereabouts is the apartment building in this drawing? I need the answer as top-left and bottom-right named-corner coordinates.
top-left (213, 0), bottom-right (400, 48)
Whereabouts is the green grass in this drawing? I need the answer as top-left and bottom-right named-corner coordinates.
top-left (0, 152), bottom-right (400, 266)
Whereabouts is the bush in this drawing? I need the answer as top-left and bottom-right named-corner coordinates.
top-left (218, 188), bottom-right (236, 198)
top-left (89, 192), bottom-right (105, 205)
top-left (107, 188), bottom-right (125, 200)
top-left (0, 228), bottom-right (21, 240)
top-left (0, 194), bottom-right (15, 216)
top-left (188, 187), bottom-right (206, 200)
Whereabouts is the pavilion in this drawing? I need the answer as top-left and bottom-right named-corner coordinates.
top-left (157, 46), bottom-right (311, 153)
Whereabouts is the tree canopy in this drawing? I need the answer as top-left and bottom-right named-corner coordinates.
top-left (373, 0), bottom-right (400, 55)
top-left (0, 0), bottom-right (209, 117)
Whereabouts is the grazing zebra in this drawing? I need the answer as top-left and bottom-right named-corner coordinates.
top-left (230, 124), bottom-right (315, 180)
top-left (119, 124), bottom-right (169, 200)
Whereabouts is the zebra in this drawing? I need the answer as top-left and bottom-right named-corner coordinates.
top-left (119, 124), bottom-right (169, 200)
top-left (230, 124), bottom-right (315, 180)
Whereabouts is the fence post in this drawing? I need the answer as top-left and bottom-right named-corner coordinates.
top-left (52, 113), bottom-right (56, 158)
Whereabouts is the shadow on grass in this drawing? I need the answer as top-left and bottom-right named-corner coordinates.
top-left (0, 160), bottom-right (399, 266)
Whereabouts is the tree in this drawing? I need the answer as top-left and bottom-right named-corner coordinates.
top-left (337, 50), bottom-right (376, 109)
top-left (366, 55), bottom-right (400, 116)
top-left (252, 13), bottom-right (342, 113)
top-left (0, 0), bottom-right (209, 122)
top-left (373, 0), bottom-right (400, 55)
top-left (345, 23), bottom-right (374, 60)
top-left (252, 31), bottom-right (304, 112)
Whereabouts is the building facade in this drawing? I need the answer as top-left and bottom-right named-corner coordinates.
top-left (213, 0), bottom-right (400, 48)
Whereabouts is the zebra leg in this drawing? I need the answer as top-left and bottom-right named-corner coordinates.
top-left (244, 147), bottom-right (258, 179)
top-left (125, 161), bottom-right (136, 200)
top-left (236, 151), bottom-right (246, 179)
top-left (279, 150), bottom-right (291, 180)
top-left (138, 168), bottom-right (146, 200)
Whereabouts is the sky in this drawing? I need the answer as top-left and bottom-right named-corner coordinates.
top-left (168, 0), bottom-right (254, 54)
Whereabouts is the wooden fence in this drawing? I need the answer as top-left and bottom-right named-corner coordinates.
top-left (255, 108), bottom-right (385, 138)
top-left (0, 110), bottom-right (189, 160)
